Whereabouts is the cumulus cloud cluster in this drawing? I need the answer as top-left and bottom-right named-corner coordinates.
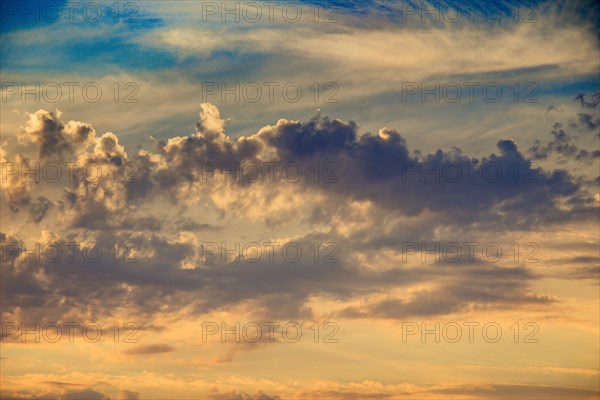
top-left (2, 100), bottom-right (597, 329)
top-left (529, 92), bottom-right (600, 161)
top-left (3, 101), bottom-right (596, 229)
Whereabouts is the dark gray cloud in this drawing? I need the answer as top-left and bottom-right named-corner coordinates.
top-left (565, 266), bottom-right (600, 281)
top-left (575, 91), bottom-right (600, 110)
top-left (0, 102), bottom-right (596, 328)
top-left (545, 256), bottom-right (600, 281)
top-left (0, 154), bottom-right (53, 224)
top-left (123, 343), bottom-right (175, 355)
top-left (128, 109), bottom-right (593, 231)
top-left (436, 384), bottom-right (599, 400)
top-left (209, 390), bottom-right (281, 400)
top-left (570, 112), bottom-right (600, 132)
top-left (528, 92), bottom-right (599, 165)
top-left (0, 387), bottom-right (139, 400)
top-left (0, 231), bottom-right (554, 326)
top-left (340, 262), bottom-right (553, 319)
top-left (253, 116), bottom-right (591, 229)
top-left (529, 122), bottom-right (599, 161)
top-left (61, 389), bottom-right (108, 400)
top-left (21, 110), bottom-right (72, 160)
top-left (116, 390), bottom-right (140, 400)
top-left (4, 103), bottom-right (595, 231)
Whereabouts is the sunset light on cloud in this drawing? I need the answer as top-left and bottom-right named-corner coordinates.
top-left (0, 0), bottom-right (599, 399)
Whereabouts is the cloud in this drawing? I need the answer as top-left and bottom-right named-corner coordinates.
top-left (209, 390), bottom-right (281, 400)
top-left (0, 149), bottom-right (53, 223)
top-left (1, 1), bottom-right (598, 395)
top-left (250, 113), bottom-right (592, 229)
top-left (0, 387), bottom-right (140, 400)
top-left (435, 384), bottom-right (600, 400)
top-left (340, 261), bottom-right (553, 319)
top-left (123, 343), bottom-right (175, 355)
top-left (19, 103), bottom-right (587, 230)
top-left (0, 229), bottom-right (557, 327)
top-left (115, 390), bottom-right (140, 400)
top-left (142, 5), bottom-right (599, 85)
top-left (529, 92), bottom-right (600, 161)
top-left (1, 102), bottom-right (593, 325)
top-left (61, 389), bottom-right (109, 400)
top-left (20, 110), bottom-right (72, 160)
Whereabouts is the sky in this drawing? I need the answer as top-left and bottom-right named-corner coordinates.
top-left (0, 0), bottom-right (599, 399)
